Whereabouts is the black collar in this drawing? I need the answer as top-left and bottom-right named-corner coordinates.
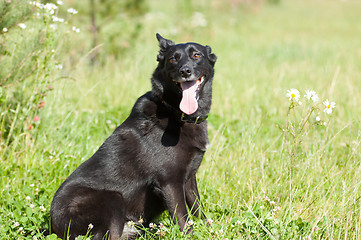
top-left (161, 100), bottom-right (208, 124)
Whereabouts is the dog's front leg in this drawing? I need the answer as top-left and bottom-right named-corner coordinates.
top-left (185, 174), bottom-right (208, 222)
top-left (162, 183), bottom-right (190, 233)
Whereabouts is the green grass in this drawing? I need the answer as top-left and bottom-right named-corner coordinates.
top-left (1, 0), bottom-right (361, 239)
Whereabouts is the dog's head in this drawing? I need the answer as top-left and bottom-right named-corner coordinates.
top-left (152, 33), bottom-right (217, 116)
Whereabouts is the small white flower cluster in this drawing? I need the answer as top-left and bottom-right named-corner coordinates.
top-left (72, 26), bottom-right (80, 33)
top-left (29, 2), bottom-right (58, 14)
top-left (156, 222), bottom-right (167, 236)
top-left (256, 195), bottom-right (281, 216)
top-left (11, 220), bottom-right (25, 234)
top-left (286, 88), bottom-right (336, 115)
top-left (25, 194), bottom-right (47, 212)
top-left (52, 16), bottom-right (64, 23)
top-left (55, 64), bottom-right (63, 70)
top-left (67, 8), bottom-right (78, 14)
top-left (27, 1), bottom-right (79, 30)
top-left (148, 222), bottom-right (167, 236)
top-left (10, 193), bottom-right (45, 235)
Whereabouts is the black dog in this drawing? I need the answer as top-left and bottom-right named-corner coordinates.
top-left (50, 33), bottom-right (217, 240)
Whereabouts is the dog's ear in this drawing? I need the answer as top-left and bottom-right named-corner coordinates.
top-left (205, 45), bottom-right (217, 66)
top-left (156, 33), bottom-right (175, 49)
top-left (156, 33), bottom-right (175, 62)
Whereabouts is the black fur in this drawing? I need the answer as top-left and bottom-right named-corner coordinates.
top-left (50, 33), bottom-right (217, 240)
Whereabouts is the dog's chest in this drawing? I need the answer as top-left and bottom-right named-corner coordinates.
top-left (179, 123), bottom-right (209, 151)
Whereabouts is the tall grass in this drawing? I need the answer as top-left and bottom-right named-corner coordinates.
top-left (1, 0), bottom-right (361, 239)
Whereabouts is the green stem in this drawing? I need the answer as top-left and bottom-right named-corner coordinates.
top-left (298, 107), bottom-right (315, 134)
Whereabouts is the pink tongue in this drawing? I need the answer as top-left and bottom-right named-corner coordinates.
top-left (180, 81), bottom-right (198, 115)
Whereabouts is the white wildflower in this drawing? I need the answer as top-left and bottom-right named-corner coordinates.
top-left (18, 227), bottom-right (25, 234)
top-left (286, 88), bottom-right (300, 102)
top-left (52, 16), bottom-right (64, 23)
top-left (2, 27), bottom-right (8, 33)
top-left (44, 3), bottom-right (57, 14)
top-left (72, 26), bottom-right (80, 33)
top-left (55, 64), bottom-right (63, 70)
top-left (316, 116), bottom-right (321, 122)
top-left (156, 229), bottom-right (166, 236)
top-left (323, 99), bottom-right (336, 114)
top-left (159, 222), bottom-right (165, 230)
top-left (149, 223), bottom-right (157, 229)
top-left (185, 220), bottom-right (194, 228)
top-left (304, 90), bottom-right (319, 103)
top-left (25, 196), bottom-right (31, 201)
top-left (18, 23), bottom-right (26, 29)
top-left (88, 223), bottom-right (94, 229)
top-left (311, 94), bottom-right (319, 103)
top-left (39, 205), bottom-right (46, 212)
top-left (57, 0), bottom-right (64, 5)
top-left (67, 8), bottom-right (78, 14)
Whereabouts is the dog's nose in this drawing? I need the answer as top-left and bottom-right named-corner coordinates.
top-left (179, 66), bottom-right (192, 78)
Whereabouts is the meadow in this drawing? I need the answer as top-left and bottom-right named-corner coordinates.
top-left (1, 0), bottom-right (361, 239)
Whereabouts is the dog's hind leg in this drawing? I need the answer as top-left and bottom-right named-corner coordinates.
top-left (90, 192), bottom-right (127, 240)
top-left (52, 188), bottom-right (127, 240)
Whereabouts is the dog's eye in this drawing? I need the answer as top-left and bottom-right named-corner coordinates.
top-left (169, 57), bottom-right (176, 63)
top-left (193, 53), bottom-right (201, 59)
